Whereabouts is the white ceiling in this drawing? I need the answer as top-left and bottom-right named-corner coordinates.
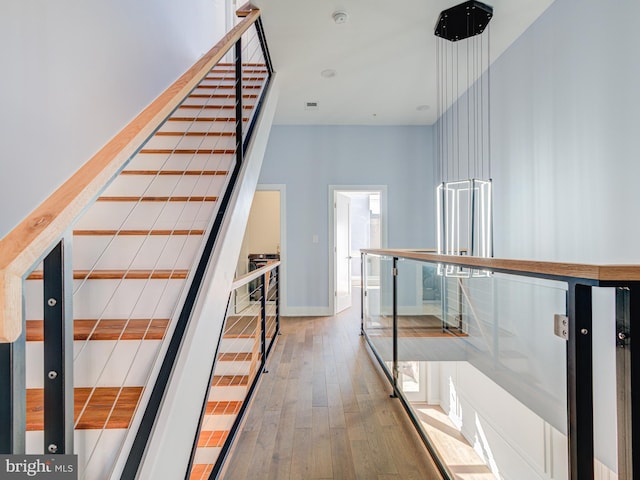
top-left (253, 0), bottom-right (555, 125)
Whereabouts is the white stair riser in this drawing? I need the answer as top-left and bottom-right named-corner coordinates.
top-left (209, 386), bottom-right (246, 402)
top-left (173, 96), bottom-right (257, 107)
top-left (101, 174), bottom-right (228, 199)
top-left (75, 201), bottom-right (217, 231)
top-left (73, 235), bottom-right (202, 271)
top-left (219, 337), bottom-right (255, 354)
top-left (202, 413), bottom-right (236, 431)
top-left (26, 279), bottom-right (186, 320)
top-left (26, 340), bottom-right (161, 388)
top-left (213, 360), bottom-right (251, 376)
top-left (142, 135), bottom-right (236, 151)
top-left (194, 80), bottom-right (264, 90)
top-left (193, 447), bottom-right (222, 465)
top-left (125, 152), bottom-right (234, 172)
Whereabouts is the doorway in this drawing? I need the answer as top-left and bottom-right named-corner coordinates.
top-left (330, 186), bottom-right (387, 314)
top-left (236, 185), bottom-right (286, 312)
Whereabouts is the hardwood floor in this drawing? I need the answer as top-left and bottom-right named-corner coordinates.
top-left (221, 305), bottom-right (442, 480)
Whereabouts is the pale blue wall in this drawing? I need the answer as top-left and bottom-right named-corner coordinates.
top-left (435, 0), bottom-right (640, 471)
top-left (258, 125), bottom-right (434, 310)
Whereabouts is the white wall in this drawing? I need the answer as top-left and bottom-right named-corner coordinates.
top-left (258, 125), bottom-right (434, 313)
top-left (0, 0), bottom-right (226, 239)
top-left (489, 0), bottom-right (640, 266)
top-left (434, 0), bottom-right (639, 473)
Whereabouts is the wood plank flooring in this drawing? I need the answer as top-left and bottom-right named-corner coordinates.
top-left (221, 308), bottom-right (442, 480)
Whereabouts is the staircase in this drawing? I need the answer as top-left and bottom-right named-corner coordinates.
top-left (21, 58), bottom-right (271, 478)
top-left (189, 316), bottom-right (258, 479)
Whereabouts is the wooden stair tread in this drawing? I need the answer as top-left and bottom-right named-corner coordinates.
top-left (212, 375), bottom-right (249, 387)
top-left (189, 464), bottom-right (214, 479)
top-left (138, 148), bottom-right (235, 155)
top-left (190, 84), bottom-right (262, 90)
top-left (28, 269), bottom-right (189, 280)
top-left (221, 333), bottom-right (254, 339)
top-left (27, 386), bottom-right (143, 430)
top-left (26, 319), bottom-right (169, 342)
top-left (197, 430), bottom-right (229, 448)
top-left (205, 400), bottom-right (242, 416)
top-left (74, 229), bottom-right (205, 236)
top-left (218, 352), bottom-right (252, 362)
top-left (178, 104), bottom-right (254, 110)
top-left (166, 116), bottom-right (248, 122)
top-left (153, 131), bottom-right (235, 136)
top-left (120, 169), bottom-right (229, 175)
top-left (204, 76), bottom-right (266, 81)
top-left (183, 93), bottom-right (258, 99)
top-left (97, 195), bottom-right (219, 202)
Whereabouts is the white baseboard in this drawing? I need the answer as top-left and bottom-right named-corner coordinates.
top-left (281, 306), bottom-right (332, 317)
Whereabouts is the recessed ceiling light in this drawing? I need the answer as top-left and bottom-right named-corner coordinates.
top-left (321, 69), bottom-right (336, 78)
top-left (332, 11), bottom-right (348, 24)
top-left (416, 104), bottom-right (431, 111)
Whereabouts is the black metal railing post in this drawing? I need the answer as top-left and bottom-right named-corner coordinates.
top-left (275, 266), bottom-right (280, 336)
top-left (43, 239), bottom-right (74, 455)
top-left (615, 284), bottom-right (640, 479)
top-left (0, 333), bottom-right (26, 454)
top-left (234, 38), bottom-right (244, 161)
top-left (627, 284), bottom-right (640, 480)
top-left (360, 253), bottom-right (365, 336)
top-left (260, 272), bottom-right (267, 373)
top-left (391, 257), bottom-right (399, 398)
top-left (566, 282), bottom-right (594, 480)
top-left (254, 17), bottom-right (274, 75)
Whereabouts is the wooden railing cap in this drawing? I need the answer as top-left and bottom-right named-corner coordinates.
top-left (236, 2), bottom-right (259, 17)
top-left (360, 248), bottom-right (640, 283)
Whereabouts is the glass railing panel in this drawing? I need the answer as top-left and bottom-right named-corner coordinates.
top-left (391, 258), bottom-right (569, 480)
top-left (362, 254), bottom-right (394, 379)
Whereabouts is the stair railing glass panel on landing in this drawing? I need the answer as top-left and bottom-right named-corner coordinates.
top-left (360, 250), bottom-right (627, 480)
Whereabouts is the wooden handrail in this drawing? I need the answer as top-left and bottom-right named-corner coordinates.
top-left (0, 9), bottom-right (262, 342)
top-left (231, 261), bottom-right (280, 291)
top-left (361, 248), bottom-right (640, 282)
top-left (236, 2), bottom-right (258, 18)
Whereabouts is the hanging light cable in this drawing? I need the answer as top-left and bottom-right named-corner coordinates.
top-left (435, 0), bottom-right (493, 265)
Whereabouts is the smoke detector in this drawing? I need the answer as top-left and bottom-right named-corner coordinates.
top-left (332, 10), bottom-right (348, 24)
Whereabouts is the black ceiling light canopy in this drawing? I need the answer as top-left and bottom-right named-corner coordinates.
top-left (434, 0), bottom-right (493, 42)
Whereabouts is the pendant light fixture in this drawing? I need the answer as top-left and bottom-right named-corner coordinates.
top-left (434, 1), bottom-right (494, 269)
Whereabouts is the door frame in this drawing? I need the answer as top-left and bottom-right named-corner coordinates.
top-left (255, 184), bottom-right (287, 314)
top-left (328, 185), bottom-right (388, 315)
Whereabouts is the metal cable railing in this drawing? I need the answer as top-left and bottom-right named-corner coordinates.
top-left (187, 262), bottom-right (280, 479)
top-left (1, 6), bottom-right (273, 479)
